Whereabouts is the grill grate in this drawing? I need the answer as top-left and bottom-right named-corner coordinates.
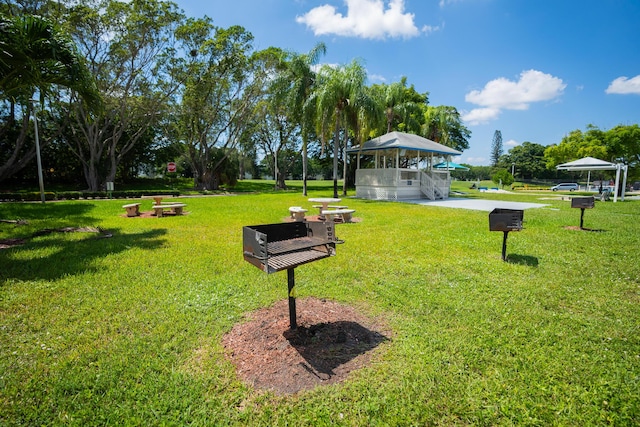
top-left (267, 249), bottom-right (330, 271)
top-left (267, 236), bottom-right (332, 255)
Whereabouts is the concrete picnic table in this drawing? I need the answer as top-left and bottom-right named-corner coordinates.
top-left (142, 195), bottom-right (174, 205)
top-left (308, 197), bottom-right (341, 219)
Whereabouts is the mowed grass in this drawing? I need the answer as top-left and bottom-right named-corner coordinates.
top-left (1, 188), bottom-right (639, 425)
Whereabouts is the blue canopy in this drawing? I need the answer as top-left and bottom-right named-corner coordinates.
top-left (433, 161), bottom-right (469, 171)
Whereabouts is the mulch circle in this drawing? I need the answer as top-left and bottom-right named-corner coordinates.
top-left (121, 210), bottom-right (189, 218)
top-left (222, 297), bottom-right (390, 395)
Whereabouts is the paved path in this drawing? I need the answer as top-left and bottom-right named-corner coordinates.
top-left (402, 198), bottom-right (549, 212)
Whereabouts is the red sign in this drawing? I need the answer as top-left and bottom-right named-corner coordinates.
top-left (167, 162), bottom-right (176, 173)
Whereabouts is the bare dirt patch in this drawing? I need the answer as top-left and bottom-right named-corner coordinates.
top-left (222, 297), bottom-right (390, 395)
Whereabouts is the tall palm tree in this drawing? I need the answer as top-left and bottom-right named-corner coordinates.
top-left (0, 14), bottom-right (100, 106)
top-left (309, 60), bottom-right (368, 198)
top-left (271, 42), bottom-right (326, 195)
top-left (0, 14), bottom-right (100, 182)
top-left (422, 105), bottom-right (470, 152)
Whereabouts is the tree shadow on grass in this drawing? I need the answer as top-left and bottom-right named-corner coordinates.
top-left (506, 253), bottom-right (539, 267)
top-left (0, 228), bottom-right (167, 282)
top-left (283, 321), bottom-right (389, 379)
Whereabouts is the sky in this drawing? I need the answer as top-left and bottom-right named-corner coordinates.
top-left (176, 0), bottom-right (640, 166)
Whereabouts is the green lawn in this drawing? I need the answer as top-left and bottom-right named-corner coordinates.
top-left (1, 188), bottom-right (638, 425)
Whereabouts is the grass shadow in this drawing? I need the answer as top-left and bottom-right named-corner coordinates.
top-left (284, 321), bottom-right (389, 378)
top-left (506, 253), bottom-right (539, 267)
top-left (0, 228), bottom-right (167, 282)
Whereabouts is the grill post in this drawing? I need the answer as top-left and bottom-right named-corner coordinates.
top-left (501, 231), bottom-right (509, 261)
top-left (287, 268), bottom-right (297, 330)
top-left (580, 208), bottom-right (585, 229)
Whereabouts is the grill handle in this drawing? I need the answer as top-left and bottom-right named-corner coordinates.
top-left (243, 251), bottom-right (268, 261)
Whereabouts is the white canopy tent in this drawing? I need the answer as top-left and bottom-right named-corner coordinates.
top-left (556, 156), bottom-right (628, 202)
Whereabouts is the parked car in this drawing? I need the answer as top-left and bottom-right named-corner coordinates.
top-left (550, 183), bottom-right (579, 191)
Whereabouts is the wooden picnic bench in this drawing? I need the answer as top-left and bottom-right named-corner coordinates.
top-left (122, 203), bottom-right (141, 217)
top-left (288, 206), bottom-right (308, 222)
top-left (321, 209), bottom-right (355, 223)
top-left (152, 203), bottom-right (187, 217)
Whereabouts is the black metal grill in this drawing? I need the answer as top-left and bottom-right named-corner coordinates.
top-left (242, 221), bottom-right (341, 329)
top-left (489, 208), bottom-right (524, 261)
top-left (571, 196), bottom-right (595, 229)
top-left (243, 222), bottom-right (336, 274)
top-left (571, 196), bottom-right (595, 209)
top-left (489, 208), bottom-right (523, 232)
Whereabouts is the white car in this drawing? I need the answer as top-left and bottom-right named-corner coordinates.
top-left (551, 183), bottom-right (579, 191)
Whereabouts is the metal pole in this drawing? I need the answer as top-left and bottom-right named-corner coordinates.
top-left (31, 100), bottom-right (46, 203)
top-left (580, 208), bottom-right (585, 229)
top-left (502, 231), bottom-right (509, 261)
top-left (287, 268), bottom-right (297, 330)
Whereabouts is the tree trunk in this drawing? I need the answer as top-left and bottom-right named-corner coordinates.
top-left (302, 139), bottom-right (308, 196)
top-left (333, 110), bottom-right (340, 198)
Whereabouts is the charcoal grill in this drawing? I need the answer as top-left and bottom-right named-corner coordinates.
top-left (571, 196), bottom-right (595, 229)
top-left (489, 208), bottom-right (523, 261)
top-left (242, 221), bottom-right (341, 329)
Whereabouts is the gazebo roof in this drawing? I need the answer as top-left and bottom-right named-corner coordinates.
top-left (556, 156), bottom-right (617, 171)
top-left (347, 131), bottom-right (462, 156)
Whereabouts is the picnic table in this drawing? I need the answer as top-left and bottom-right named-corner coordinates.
top-left (308, 197), bottom-right (341, 220)
top-left (143, 195), bottom-right (172, 205)
top-left (152, 203), bottom-right (187, 217)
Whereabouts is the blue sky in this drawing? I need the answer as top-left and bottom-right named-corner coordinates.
top-left (176, 0), bottom-right (640, 165)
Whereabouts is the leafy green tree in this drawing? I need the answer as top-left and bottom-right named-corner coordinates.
top-left (492, 169), bottom-right (513, 188)
top-left (605, 124), bottom-right (640, 168)
top-left (62, 0), bottom-right (183, 190)
top-left (170, 18), bottom-right (262, 190)
top-left (544, 125), bottom-right (609, 169)
top-left (497, 141), bottom-right (548, 180)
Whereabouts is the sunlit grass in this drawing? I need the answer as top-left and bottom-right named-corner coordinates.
top-left (1, 190), bottom-right (639, 425)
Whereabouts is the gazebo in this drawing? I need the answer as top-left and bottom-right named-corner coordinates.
top-left (346, 131), bottom-right (463, 200)
top-left (556, 156), bottom-right (628, 202)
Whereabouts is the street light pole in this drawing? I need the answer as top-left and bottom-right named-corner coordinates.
top-left (30, 100), bottom-right (46, 203)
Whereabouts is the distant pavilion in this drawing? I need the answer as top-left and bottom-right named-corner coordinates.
top-left (346, 131), bottom-right (463, 201)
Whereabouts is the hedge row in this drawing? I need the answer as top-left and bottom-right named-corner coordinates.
top-left (0, 190), bottom-right (180, 202)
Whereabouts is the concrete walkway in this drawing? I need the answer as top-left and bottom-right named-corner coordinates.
top-left (402, 197), bottom-right (549, 212)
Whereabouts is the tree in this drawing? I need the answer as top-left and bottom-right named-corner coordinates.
top-left (497, 141), bottom-right (548, 180)
top-left (309, 60), bottom-right (369, 197)
top-left (490, 130), bottom-right (503, 167)
top-left (544, 125), bottom-right (609, 170)
top-left (170, 19), bottom-right (262, 190)
top-left (271, 43), bottom-right (326, 195)
top-left (249, 92), bottom-right (301, 190)
top-left (422, 105), bottom-right (470, 152)
top-left (605, 124), bottom-right (640, 168)
top-left (62, 0), bottom-right (184, 190)
top-left (492, 169), bottom-right (513, 188)
top-left (0, 13), bottom-right (100, 182)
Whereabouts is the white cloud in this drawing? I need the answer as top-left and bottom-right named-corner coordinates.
top-left (505, 139), bottom-right (519, 147)
top-left (605, 75), bottom-right (640, 95)
top-left (439, 0), bottom-right (463, 7)
top-left (296, 0), bottom-right (423, 40)
top-left (464, 156), bottom-right (487, 166)
top-left (463, 70), bottom-right (566, 124)
top-left (461, 107), bottom-right (501, 125)
top-left (368, 73), bottom-right (387, 83)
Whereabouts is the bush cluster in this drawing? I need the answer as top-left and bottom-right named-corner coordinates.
top-left (0, 190), bottom-right (180, 202)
